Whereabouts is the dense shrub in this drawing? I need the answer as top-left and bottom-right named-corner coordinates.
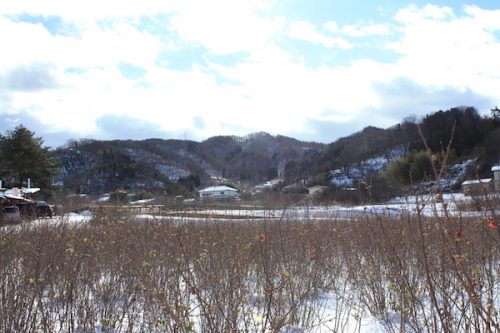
top-left (1, 203), bottom-right (498, 332)
top-left (110, 188), bottom-right (128, 203)
top-left (382, 150), bottom-right (435, 185)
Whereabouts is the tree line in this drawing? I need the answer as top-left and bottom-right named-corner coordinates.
top-left (383, 106), bottom-right (500, 185)
top-left (0, 125), bottom-right (58, 193)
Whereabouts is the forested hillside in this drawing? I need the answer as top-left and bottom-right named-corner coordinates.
top-left (53, 132), bottom-right (325, 194)
top-left (305, 106), bottom-right (500, 201)
top-left (317, 107), bottom-right (498, 172)
top-left (50, 106), bottom-right (500, 196)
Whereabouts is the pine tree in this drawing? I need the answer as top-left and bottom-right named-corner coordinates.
top-left (0, 125), bottom-right (58, 190)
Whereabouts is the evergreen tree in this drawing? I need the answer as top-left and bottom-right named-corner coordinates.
top-left (420, 107), bottom-right (485, 156)
top-left (0, 125), bottom-right (58, 190)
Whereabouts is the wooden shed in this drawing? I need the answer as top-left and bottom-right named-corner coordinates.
top-left (462, 178), bottom-right (493, 196)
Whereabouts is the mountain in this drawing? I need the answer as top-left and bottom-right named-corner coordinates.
top-left (309, 107), bottom-right (500, 198)
top-left (53, 107), bottom-right (500, 197)
top-left (53, 133), bottom-right (326, 194)
top-left (268, 122), bottom-right (421, 186)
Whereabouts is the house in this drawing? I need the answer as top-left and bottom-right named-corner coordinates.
top-left (0, 180), bottom-right (53, 219)
top-left (198, 185), bottom-right (239, 200)
top-left (492, 165), bottom-right (500, 192)
top-left (462, 178), bottom-right (494, 196)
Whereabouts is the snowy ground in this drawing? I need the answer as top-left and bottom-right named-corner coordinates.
top-left (20, 191), bottom-right (498, 228)
top-left (4, 192), bottom-right (497, 332)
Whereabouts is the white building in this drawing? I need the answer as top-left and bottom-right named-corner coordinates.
top-left (198, 185), bottom-right (239, 200)
top-left (492, 165), bottom-right (500, 192)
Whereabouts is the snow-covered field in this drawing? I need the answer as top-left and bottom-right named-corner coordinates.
top-left (25, 191), bottom-right (497, 228)
top-left (3, 192), bottom-right (497, 333)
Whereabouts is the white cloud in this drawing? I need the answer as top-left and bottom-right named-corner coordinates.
top-left (464, 5), bottom-right (500, 29)
top-left (0, 1), bottom-right (176, 22)
top-left (322, 21), bottom-right (340, 33)
top-left (288, 21), bottom-right (352, 49)
top-left (1, 2), bottom-right (500, 145)
top-left (0, 17), bottom-right (161, 72)
top-left (324, 21), bottom-right (392, 37)
top-left (0, 17), bottom-right (55, 68)
top-left (169, 0), bottom-right (284, 54)
top-left (395, 4), bottom-right (454, 22)
top-left (389, 4), bottom-right (500, 96)
top-left (342, 23), bottom-right (392, 37)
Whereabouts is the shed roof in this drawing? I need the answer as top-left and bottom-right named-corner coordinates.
top-left (199, 185), bottom-right (238, 193)
top-left (462, 178), bottom-right (492, 185)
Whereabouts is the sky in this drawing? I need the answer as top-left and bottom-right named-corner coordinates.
top-left (0, 1), bottom-right (499, 148)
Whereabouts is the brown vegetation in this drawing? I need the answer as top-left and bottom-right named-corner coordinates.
top-left (0, 203), bottom-right (498, 332)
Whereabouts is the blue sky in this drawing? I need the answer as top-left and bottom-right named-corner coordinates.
top-left (0, 1), bottom-right (499, 147)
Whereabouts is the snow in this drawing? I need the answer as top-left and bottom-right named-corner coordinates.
top-left (30, 191), bottom-right (492, 227)
top-left (66, 193), bottom-right (89, 198)
top-left (97, 194), bottom-right (110, 202)
top-left (124, 148), bottom-right (192, 181)
top-left (177, 148), bottom-right (221, 178)
top-left (130, 198), bottom-right (155, 204)
top-left (329, 146), bottom-right (405, 187)
top-left (199, 185), bottom-right (238, 193)
top-left (462, 178), bottom-right (492, 185)
top-left (3, 190), bottom-right (498, 332)
top-left (254, 179), bottom-right (281, 192)
top-left (330, 154), bottom-right (476, 193)
top-left (8, 189), bottom-right (492, 234)
top-left (155, 164), bottom-right (190, 180)
top-left (66, 211), bottom-right (93, 223)
top-left (330, 169), bottom-right (354, 187)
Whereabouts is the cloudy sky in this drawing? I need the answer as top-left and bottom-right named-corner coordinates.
top-left (1, 1), bottom-right (499, 147)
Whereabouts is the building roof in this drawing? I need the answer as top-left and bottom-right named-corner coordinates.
top-left (3, 187), bottom-right (40, 196)
top-left (462, 178), bottom-right (493, 185)
top-left (492, 165), bottom-right (500, 172)
top-left (199, 185), bottom-right (238, 193)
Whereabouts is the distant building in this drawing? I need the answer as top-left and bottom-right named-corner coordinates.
top-left (307, 185), bottom-right (328, 196)
top-left (198, 185), bottom-right (238, 200)
top-left (462, 178), bottom-right (493, 196)
top-left (492, 165), bottom-right (500, 192)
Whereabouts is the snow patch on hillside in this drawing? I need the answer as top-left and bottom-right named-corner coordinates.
top-left (330, 145), bottom-right (407, 187)
top-left (416, 158), bottom-right (476, 192)
top-left (155, 164), bottom-right (190, 180)
top-left (330, 169), bottom-right (354, 187)
top-left (177, 149), bottom-right (221, 178)
top-left (124, 148), bottom-right (199, 181)
top-left (440, 159), bottom-right (475, 189)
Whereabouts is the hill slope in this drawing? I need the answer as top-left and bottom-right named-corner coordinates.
top-left (53, 133), bottom-right (326, 194)
top-left (53, 107), bottom-right (500, 196)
